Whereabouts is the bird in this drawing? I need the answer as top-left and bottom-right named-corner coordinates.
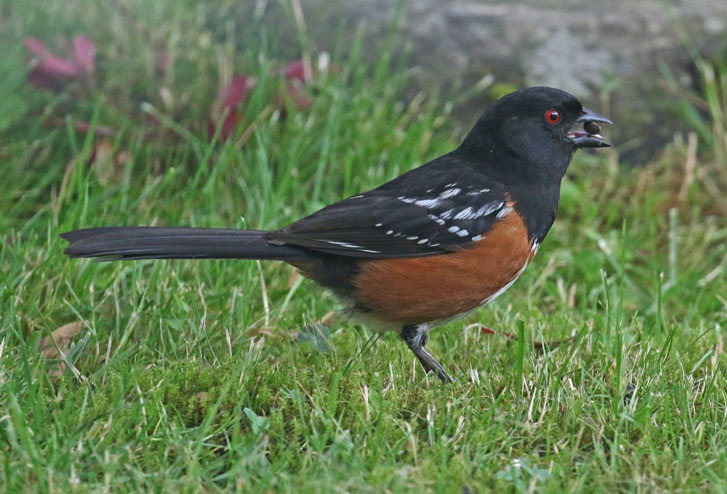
top-left (62, 86), bottom-right (612, 383)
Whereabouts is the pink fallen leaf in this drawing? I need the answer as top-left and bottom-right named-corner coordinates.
top-left (72, 35), bottom-right (96, 74)
top-left (25, 37), bottom-right (51, 57)
top-left (24, 35), bottom-right (96, 91)
top-left (221, 75), bottom-right (255, 108)
top-left (285, 79), bottom-right (313, 109)
top-left (209, 75), bottom-right (256, 140)
top-left (284, 59), bottom-right (312, 83)
top-left (26, 54), bottom-right (78, 90)
top-left (218, 109), bottom-right (242, 140)
top-left (281, 59), bottom-right (320, 109)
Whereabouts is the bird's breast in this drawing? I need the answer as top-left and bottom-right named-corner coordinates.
top-left (350, 207), bottom-right (538, 325)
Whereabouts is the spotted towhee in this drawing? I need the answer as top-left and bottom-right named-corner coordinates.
top-left (63, 86), bottom-right (612, 382)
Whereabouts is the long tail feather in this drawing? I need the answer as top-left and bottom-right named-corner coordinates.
top-left (61, 227), bottom-right (315, 261)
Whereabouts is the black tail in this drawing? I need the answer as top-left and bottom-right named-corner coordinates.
top-left (61, 227), bottom-right (316, 261)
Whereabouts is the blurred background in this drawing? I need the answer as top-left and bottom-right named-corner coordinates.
top-left (2, 1), bottom-right (727, 492)
top-left (4, 0), bottom-right (727, 166)
top-left (297, 0), bottom-right (727, 164)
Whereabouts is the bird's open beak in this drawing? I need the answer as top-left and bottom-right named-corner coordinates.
top-left (567, 108), bottom-right (613, 148)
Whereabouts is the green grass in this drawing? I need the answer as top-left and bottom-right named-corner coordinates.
top-left (2, 1), bottom-right (727, 492)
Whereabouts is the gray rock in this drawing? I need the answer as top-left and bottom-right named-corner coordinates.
top-left (269, 0), bottom-right (727, 162)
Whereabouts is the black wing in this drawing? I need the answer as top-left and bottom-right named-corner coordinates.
top-left (265, 182), bottom-right (510, 259)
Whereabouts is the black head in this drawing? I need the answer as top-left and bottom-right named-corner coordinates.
top-left (457, 86), bottom-right (612, 185)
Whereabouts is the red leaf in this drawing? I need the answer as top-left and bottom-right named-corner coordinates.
top-left (27, 55), bottom-right (79, 90)
top-left (220, 75), bottom-right (254, 109)
top-left (25, 37), bottom-right (51, 57)
top-left (36, 55), bottom-right (79, 78)
top-left (286, 80), bottom-right (312, 109)
top-left (284, 60), bottom-right (311, 83)
top-left (24, 35), bottom-right (96, 91)
top-left (72, 35), bottom-right (96, 74)
top-left (209, 75), bottom-right (255, 140)
top-left (207, 110), bottom-right (241, 141)
top-left (219, 109), bottom-right (241, 140)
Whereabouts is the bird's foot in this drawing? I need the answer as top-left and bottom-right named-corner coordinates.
top-left (401, 325), bottom-right (454, 383)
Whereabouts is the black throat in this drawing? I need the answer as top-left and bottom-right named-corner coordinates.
top-left (453, 128), bottom-right (568, 244)
top-left (507, 183), bottom-right (562, 244)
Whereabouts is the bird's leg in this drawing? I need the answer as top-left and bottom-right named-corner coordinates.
top-left (400, 324), bottom-right (454, 383)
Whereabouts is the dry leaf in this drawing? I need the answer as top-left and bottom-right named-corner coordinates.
top-left (41, 321), bottom-right (84, 358)
top-left (89, 139), bottom-right (130, 185)
top-left (244, 325), bottom-right (277, 338)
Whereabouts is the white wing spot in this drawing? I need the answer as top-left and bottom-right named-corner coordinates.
top-left (386, 230), bottom-right (394, 235)
top-left (476, 201), bottom-right (504, 217)
top-left (456, 229), bottom-right (469, 237)
top-left (471, 235), bottom-right (483, 242)
top-left (428, 214), bottom-right (445, 225)
top-left (448, 225), bottom-right (460, 233)
top-left (324, 240), bottom-right (380, 254)
top-left (454, 207), bottom-right (475, 220)
top-left (375, 223), bottom-right (383, 227)
top-left (417, 238), bottom-right (428, 244)
top-left (496, 206), bottom-right (513, 219)
top-left (439, 187), bottom-right (461, 199)
top-left (440, 209), bottom-right (455, 219)
top-left (398, 196), bottom-right (447, 209)
top-left (326, 240), bottom-right (359, 248)
top-left (418, 198), bottom-right (443, 208)
top-left (406, 236), bottom-right (418, 241)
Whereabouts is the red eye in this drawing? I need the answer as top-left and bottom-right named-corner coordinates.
top-left (545, 109), bottom-right (561, 124)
